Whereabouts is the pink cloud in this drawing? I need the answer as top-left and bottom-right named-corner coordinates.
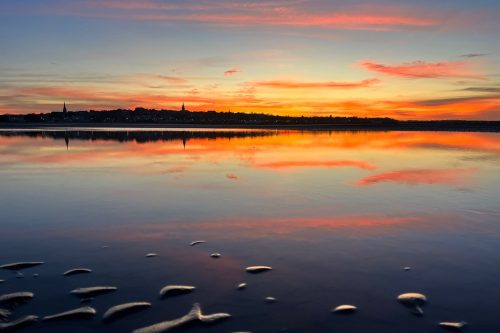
top-left (252, 78), bottom-right (380, 89)
top-left (360, 60), bottom-right (484, 79)
top-left (119, 14), bottom-right (437, 31)
top-left (356, 168), bottom-right (476, 186)
top-left (23, 1), bottom-right (442, 32)
top-left (224, 69), bottom-right (241, 76)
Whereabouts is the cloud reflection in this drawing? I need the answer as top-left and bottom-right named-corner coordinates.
top-left (356, 168), bottom-right (476, 186)
top-left (256, 160), bottom-right (376, 170)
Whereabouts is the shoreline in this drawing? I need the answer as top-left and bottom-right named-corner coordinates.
top-left (0, 122), bottom-right (500, 132)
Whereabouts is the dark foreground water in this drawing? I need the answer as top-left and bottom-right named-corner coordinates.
top-left (1, 128), bottom-right (499, 333)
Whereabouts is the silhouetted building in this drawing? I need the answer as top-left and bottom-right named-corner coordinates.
top-left (181, 103), bottom-right (186, 112)
top-left (63, 102), bottom-right (67, 113)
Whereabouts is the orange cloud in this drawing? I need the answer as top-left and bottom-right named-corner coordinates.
top-left (382, 96), bottom-right (500, 120)
top-left (304, 94), bottom-right (500, 120)
top-left (256, 160), bottom-right (376, 170)
top-left (360, 60), bottom-right (484, 79)
top-left (252, 78), bottom-right (380, 89)
top-left (356, 168), bottom-right (476, 186)
top-left (224, 69), bottom-right (241, 76)
top-left (3, 79), bottom-right (499, 120)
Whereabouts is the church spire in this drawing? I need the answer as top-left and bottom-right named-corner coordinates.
top-left (181, 102), bottom-right (186, 112)
top-left (63, 102), bottom-right (67, 113)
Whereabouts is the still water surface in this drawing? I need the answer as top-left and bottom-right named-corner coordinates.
top-left (0, 129), bottom-right (499, 332)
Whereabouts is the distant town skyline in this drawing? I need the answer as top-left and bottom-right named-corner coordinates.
top-left (1, 0), bottom-right (499, 120)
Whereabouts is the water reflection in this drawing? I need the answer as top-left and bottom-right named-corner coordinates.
top-left (0, 128), bottom-right (276, 148)
top-left (1, 129), bottom-right (500, 332)
top-left (356, 168), bottom-right (476, 186)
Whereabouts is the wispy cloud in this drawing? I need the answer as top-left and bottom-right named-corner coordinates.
top-left (462, 86), bottom-right (500, 93)
top-left (224, 69), bottom-right (241, 76)
top-left (95, 0), bottom-right (309, 11)
top-left (380, 95), bottom-right (500, 119)
top-left (225, 173), bottom-right (239, 180)
top-left (10, 0), bottom-right (442, 31)
top-left (116, 13), bottom-right (438, 31)
top-left (360, 60), bottom-right (484, 79)
top-left (157, 75), bottom-right (189, 85)
top-left (460, 53), bottom-right (487, 58)
top-left (251, 78), bottom-right (380, 89)
top-left (302, 94), bottom-right (500, 120)
top-left (410, 95), bottom-right (499, 107)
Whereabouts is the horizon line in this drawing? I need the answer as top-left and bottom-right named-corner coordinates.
top-left (2, 107), bottom-right (500, 123)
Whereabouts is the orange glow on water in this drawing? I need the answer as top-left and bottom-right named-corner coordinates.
top-left (255, 160), bottom-right (376, 170)
top-left (2, 130), bottom-right (499, 168)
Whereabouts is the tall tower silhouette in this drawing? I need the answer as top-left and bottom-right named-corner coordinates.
top-left (63, 102), bottom-right (67, 113)
top-left (181, 102), bottom-right (186, 112)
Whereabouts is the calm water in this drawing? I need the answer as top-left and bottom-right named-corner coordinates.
top-left (1, 128), bottom-right (500, 333)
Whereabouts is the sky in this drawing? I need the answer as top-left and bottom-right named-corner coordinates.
top-left (0, 0), bottom-right (499, 120)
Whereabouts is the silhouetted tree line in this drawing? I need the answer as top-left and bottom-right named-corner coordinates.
top-left (1, 108), bottom-right (499, 131)
top-left (0, 107), bottom-right (398, 125)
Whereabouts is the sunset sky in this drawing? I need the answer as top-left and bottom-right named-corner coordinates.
top-left (1, 0), bottom-right (499, 119)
